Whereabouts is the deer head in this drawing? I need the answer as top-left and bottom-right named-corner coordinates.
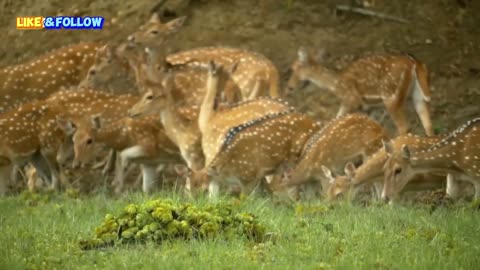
top-left (127, 13), bottom-right (187, 48)
top-left (79, 44), bottom-right (123, 89)
top-left (382, 141), bottom-right (415, 201)
top-left (176, 166), bottom-right (209, 198)
top-left (286, 47), bottom-right (327, 93)
top-left (128, 73), bottom-right (175, 117)
top-left (57, 115), bottom-right (101, 169)
top-left (324, 163), bottom-right (356, 201)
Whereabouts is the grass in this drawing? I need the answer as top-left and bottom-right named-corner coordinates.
top-left (1, 191), bottom-right (480, 270)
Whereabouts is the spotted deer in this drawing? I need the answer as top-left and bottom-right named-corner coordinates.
top-left (0, 42), bottom-right (102, 114)
top-left (270, 114), bottom-right (388, 199)
top-left (287, 47), bottom-right (434, 136)
top-left (61, 113), bottom-right (182, 194)
top-left (127, 13), bottom-right (186, 54)
top-left (189, 61), bottom-right (320, 198)
top-left (382, 118), bottom-right (480, 201)
top-left (166, 47), bottom-right (280, 100)
top-left (199, 62), bottom-right (294, 168)
top-left (128, 72), bottom-right (205, 172)
top-left (46, 88), bottom-right (139, 168)
top-left (80, 42), bottom-right (225, 106)
top-left (18, 89), bottom-right (139, 192)
top-left (324, 134), bottom-right (448, 201)
top-left (128, 14), bottom-right (280, 100)
top-left (0, 100), bottom-right (76, 195)
top-left (78, 44), bottom-right (131, 89)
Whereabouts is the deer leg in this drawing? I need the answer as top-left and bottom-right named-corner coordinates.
top-left (41, 151), bottom-right (63, 191)
top-left (102, 149), bottom-right (117, 178)
top-left (412, 86), bottom-right (434, 136)
top-left (208, 179), bottom-right (220, 199)
top-left (372, 181), bottom-right (384, 200)
top-left (30, 151), bottom-right (52, 186)
top-left (140, 164), bottom-right (157, 194)
top-left (446, 174), bottom-right (461, 198)
top-left (113, 154), bottom-right (126, 194)
top-left (247, 79), bottom-right (263, 100)
top-left (115, 146), bottom-right (147, 194)
top-left (336, 104), bottom-right (351, 118)
top-left (385, 101), bottom-right (409, 135)
top-left (10, 165), bottom-right (22, 186)
top-left (473, 180), bottom-right (480, 200)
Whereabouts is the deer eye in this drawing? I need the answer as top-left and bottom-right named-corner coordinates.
top-left (146, 95), bottom-right (154, 100)
top-left (394, 168), bottom-right (402, 175)
top-left (89, 69), bottom-right (96, 76)
top-left (86, 138), bottom-right (93, 145)
top-left (150, 30), bottom-right (158, 35)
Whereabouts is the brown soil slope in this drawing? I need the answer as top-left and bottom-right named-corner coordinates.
top-left (1, 0), bottom-right (479, 134)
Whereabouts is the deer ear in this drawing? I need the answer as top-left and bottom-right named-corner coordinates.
top-left (165, 16), bottom-right (187, 33)
top-left (344, 162), bottom-right (356, 180)
top-left (91, 115), bottom-right (102, 130)
top-left (56, 116), bottom-right (76, 135)
top-left (401, 145), bottom-right (411, 160)
top-left (383, 140), bottom-right (394, 155)
top-left (297, 47), bottom-right (309, 63)
top-left (321, 166), bottom-right (334, 182)
top-left (149, 12), bottom-right (161, 24)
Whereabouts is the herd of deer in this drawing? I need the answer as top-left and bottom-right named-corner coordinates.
top-left (0, 13), bottom-right (478, 204)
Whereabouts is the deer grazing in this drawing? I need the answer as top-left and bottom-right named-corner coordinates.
top-left (0, 100), bottom-right (76, 195)
top-left (287, 47), bottom-right (434, 136)
top-left (0, 42), bottom-right (102, 113)
top-left (382, 118), bottom-right (480, 201)
top-left (47, 88), bottom-right (139, 164)
top-left (274, 113), bottom-right (389, 199)
top-left (60, 113), bottom-right (182, 194)
top-left (188, 61), bottom-right (320, 198)
top-left (11, 88), bottom-right (139, 193)
top-left (324, 134), bottom-right (448, 201)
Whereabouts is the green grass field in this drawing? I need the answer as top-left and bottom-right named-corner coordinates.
top-left (1, 191), bottom-right (479, 270)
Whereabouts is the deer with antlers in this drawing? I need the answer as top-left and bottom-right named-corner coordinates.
top-left (186, 61), bottom-right (319, 198)
top-left (269, 113), bottom-right (389, 200)
top-left (287, 48), bottom-right (434, 136)
top-left (0, 42), bottom-right (103, 114)
top-left (382, 118), bottom-right (480, 202)
top-left (324, 134), bottom-right (452, 201)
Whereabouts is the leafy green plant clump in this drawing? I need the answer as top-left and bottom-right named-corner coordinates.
top-left (79, 199), bottom-right (267, 250)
